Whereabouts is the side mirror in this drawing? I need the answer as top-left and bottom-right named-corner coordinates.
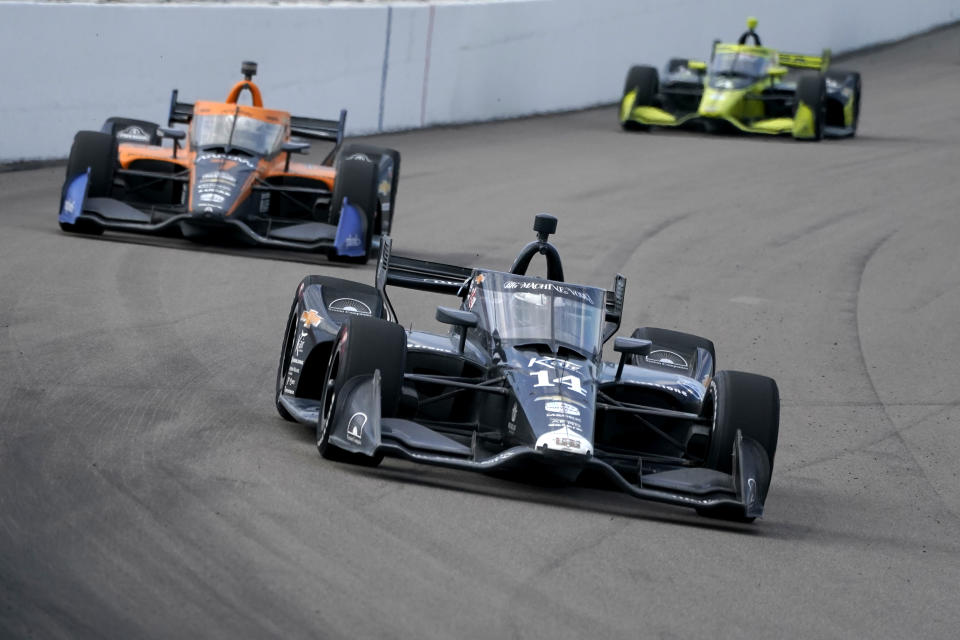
top-left (688, 60), bottom-right (707, 72)
top-left (282, 141), bottom-right (310, 154)
top-left (282, 140), bottom-right (310, 170)
top-left (436, 306), bottom-right (478, 353)
top-left (613, 337), bottom-right (652, 381)
top-left (159, 127), bottom-right (186, 140)
top-left (159, 127), bottom-right (186, 158)
top-left (767, 65), bottom-right (788, 78)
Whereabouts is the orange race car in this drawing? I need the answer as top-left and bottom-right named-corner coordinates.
top-left (58, 61), bottom-right (399, 263)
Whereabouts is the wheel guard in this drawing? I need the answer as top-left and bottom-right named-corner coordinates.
top-left (733, 430), bottom-right (772, 518)
top-left (326, 372), bottom-right (382, 455)
top-left (59, 169), bottom-right (90, 224)
top-left (333, 197), bottom-right (367, 257)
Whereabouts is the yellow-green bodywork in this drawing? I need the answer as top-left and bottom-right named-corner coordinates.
top-left (620, 39), bottom-right (840, 140)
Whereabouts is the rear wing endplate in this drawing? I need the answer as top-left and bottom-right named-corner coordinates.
top-left (602, 274), bottom-right (626, 344)
top-left (779, 49), bottom-right (831, 72)
top-left (168, 89), bottom-right (193, 126)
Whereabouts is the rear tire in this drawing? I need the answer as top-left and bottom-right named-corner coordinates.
top-left (629, 327), bottom-right (715, 372)
top-left (317, 316), bottom-right (406, 464)
top-left (794, 74), bottom-right (826, 141)
top-left (100, 117), bottom-right (162, 145)
top-left (621, 65), bottom-right (658, 131)
top-left (60, 131), bottom-right (115, 234)
top-left (329, 154), bottom-right (380, 265)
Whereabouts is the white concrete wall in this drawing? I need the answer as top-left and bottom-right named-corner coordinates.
top-left (2, 0), bottom-right (958, 162)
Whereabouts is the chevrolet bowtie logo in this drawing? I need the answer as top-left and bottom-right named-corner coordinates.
top-left (300, 309), bottom-right (322, 327)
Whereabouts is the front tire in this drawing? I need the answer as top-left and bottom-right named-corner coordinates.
top-left (621, 65), bottom-right (658, 131)
top-left (60, 131), bottom-right (115, 234)
top-left (329, 154), bottom-right (380, 265)
top-left (697, 370), bottom-right (779, 521)
top-left (317, 316), bottom-right (406, 463)
top-left (793, 74), bottom-right (826, 141)
top-left (704, 370), bottom-right (779, 474)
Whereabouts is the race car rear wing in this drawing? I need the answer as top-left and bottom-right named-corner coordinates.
top-left (779, 49), bottom-right (831, 72)
top-left (375, 237), bottom-right (625, 342)
top-left (167, 89), bottom-right (347, 145)
top-left (290, 111), bottom-right (346, 145)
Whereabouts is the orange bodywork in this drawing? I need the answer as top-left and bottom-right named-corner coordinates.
top-left (114, 80), bottom-right (338, 215)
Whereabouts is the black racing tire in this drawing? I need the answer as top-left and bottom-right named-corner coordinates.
top-left (337, 142), bottom-right (400, 228)
top-left (60, 131), bottom-right (116, 234)
top-left (629, 327), bottom-right (716, 371)
top-left (794, 73), bottom-right (826, 141)
top-left (275, 290), bottom-right (301, 422)
top-left (100, 117), bottom-right (162, 146)
top-left (704, 370), bottom-right (779, 475)
top-left (826, 70), bottom-right (861, 136)
top-left (697, 370), bottom-right (779, 522)
top-left (621, 65), bottom-right (658, 131)
top-left (329, 154), bottom-right (380, 264)
top-left (666, 58), bottom-right (690, 73)
top-left (317, 316), bottom-right (406, 463)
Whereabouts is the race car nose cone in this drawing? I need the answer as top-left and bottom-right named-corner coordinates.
top-left (698, 88), bottom-right (742, 117)
top-left (535, 428), bottom-right (593, 456)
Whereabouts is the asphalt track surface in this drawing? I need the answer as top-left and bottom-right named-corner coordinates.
top-left (3, 26), bottom-right (960, 640)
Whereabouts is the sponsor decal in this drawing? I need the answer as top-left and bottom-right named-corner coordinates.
top-left (534, 394), bottom-right (587, 408)
top-left (116, 125), bottom-right (151, 142)
top-left (535, 427), bottom-right (591, 455)
top-left (502, 280), bottom-right (594, 304)
top-left (554, 436), bottom-right (581, 449)
top-left (197, 152), bottom-right (256, 169)
top-left (346, 152), bottom-right (371, 163)
top-left (328, 298), bottom-right (372, 317)
top-left (291, 358), bottom-right (304, 366)
top-left (294, 330), bottom-right (308, 357)
top-left (529, 370), bottom-right (586, 396)
top-left (645, 350), bottom-right (689, 370)
top-left (346, 412), bottom-right (367, 444)
top-left (527, 356), bottom-right (582, 372)
top-left (543, 401), bottom-right (580, 417)
top-left (200, 172), bottom-right (237, 184)
top-left (259, 192), bottom-right (270, 214)
top-left (466, 273), bottom-right (484, 310)
top-left (548, 417), bottom-right (582, 432)
top-left (344, 234), bottom-right (362, 248)
top-left (378, 179), bottom-right (391, 197)
top-left (284, 373), bottom-right (297, 394)
top-left (300, 309), bottom-right (323, 327)
top-left (507, 402), bottom-right (518, 434)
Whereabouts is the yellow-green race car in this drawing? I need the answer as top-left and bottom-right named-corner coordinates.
top-left (619, 18), bottom-right (861, 141)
